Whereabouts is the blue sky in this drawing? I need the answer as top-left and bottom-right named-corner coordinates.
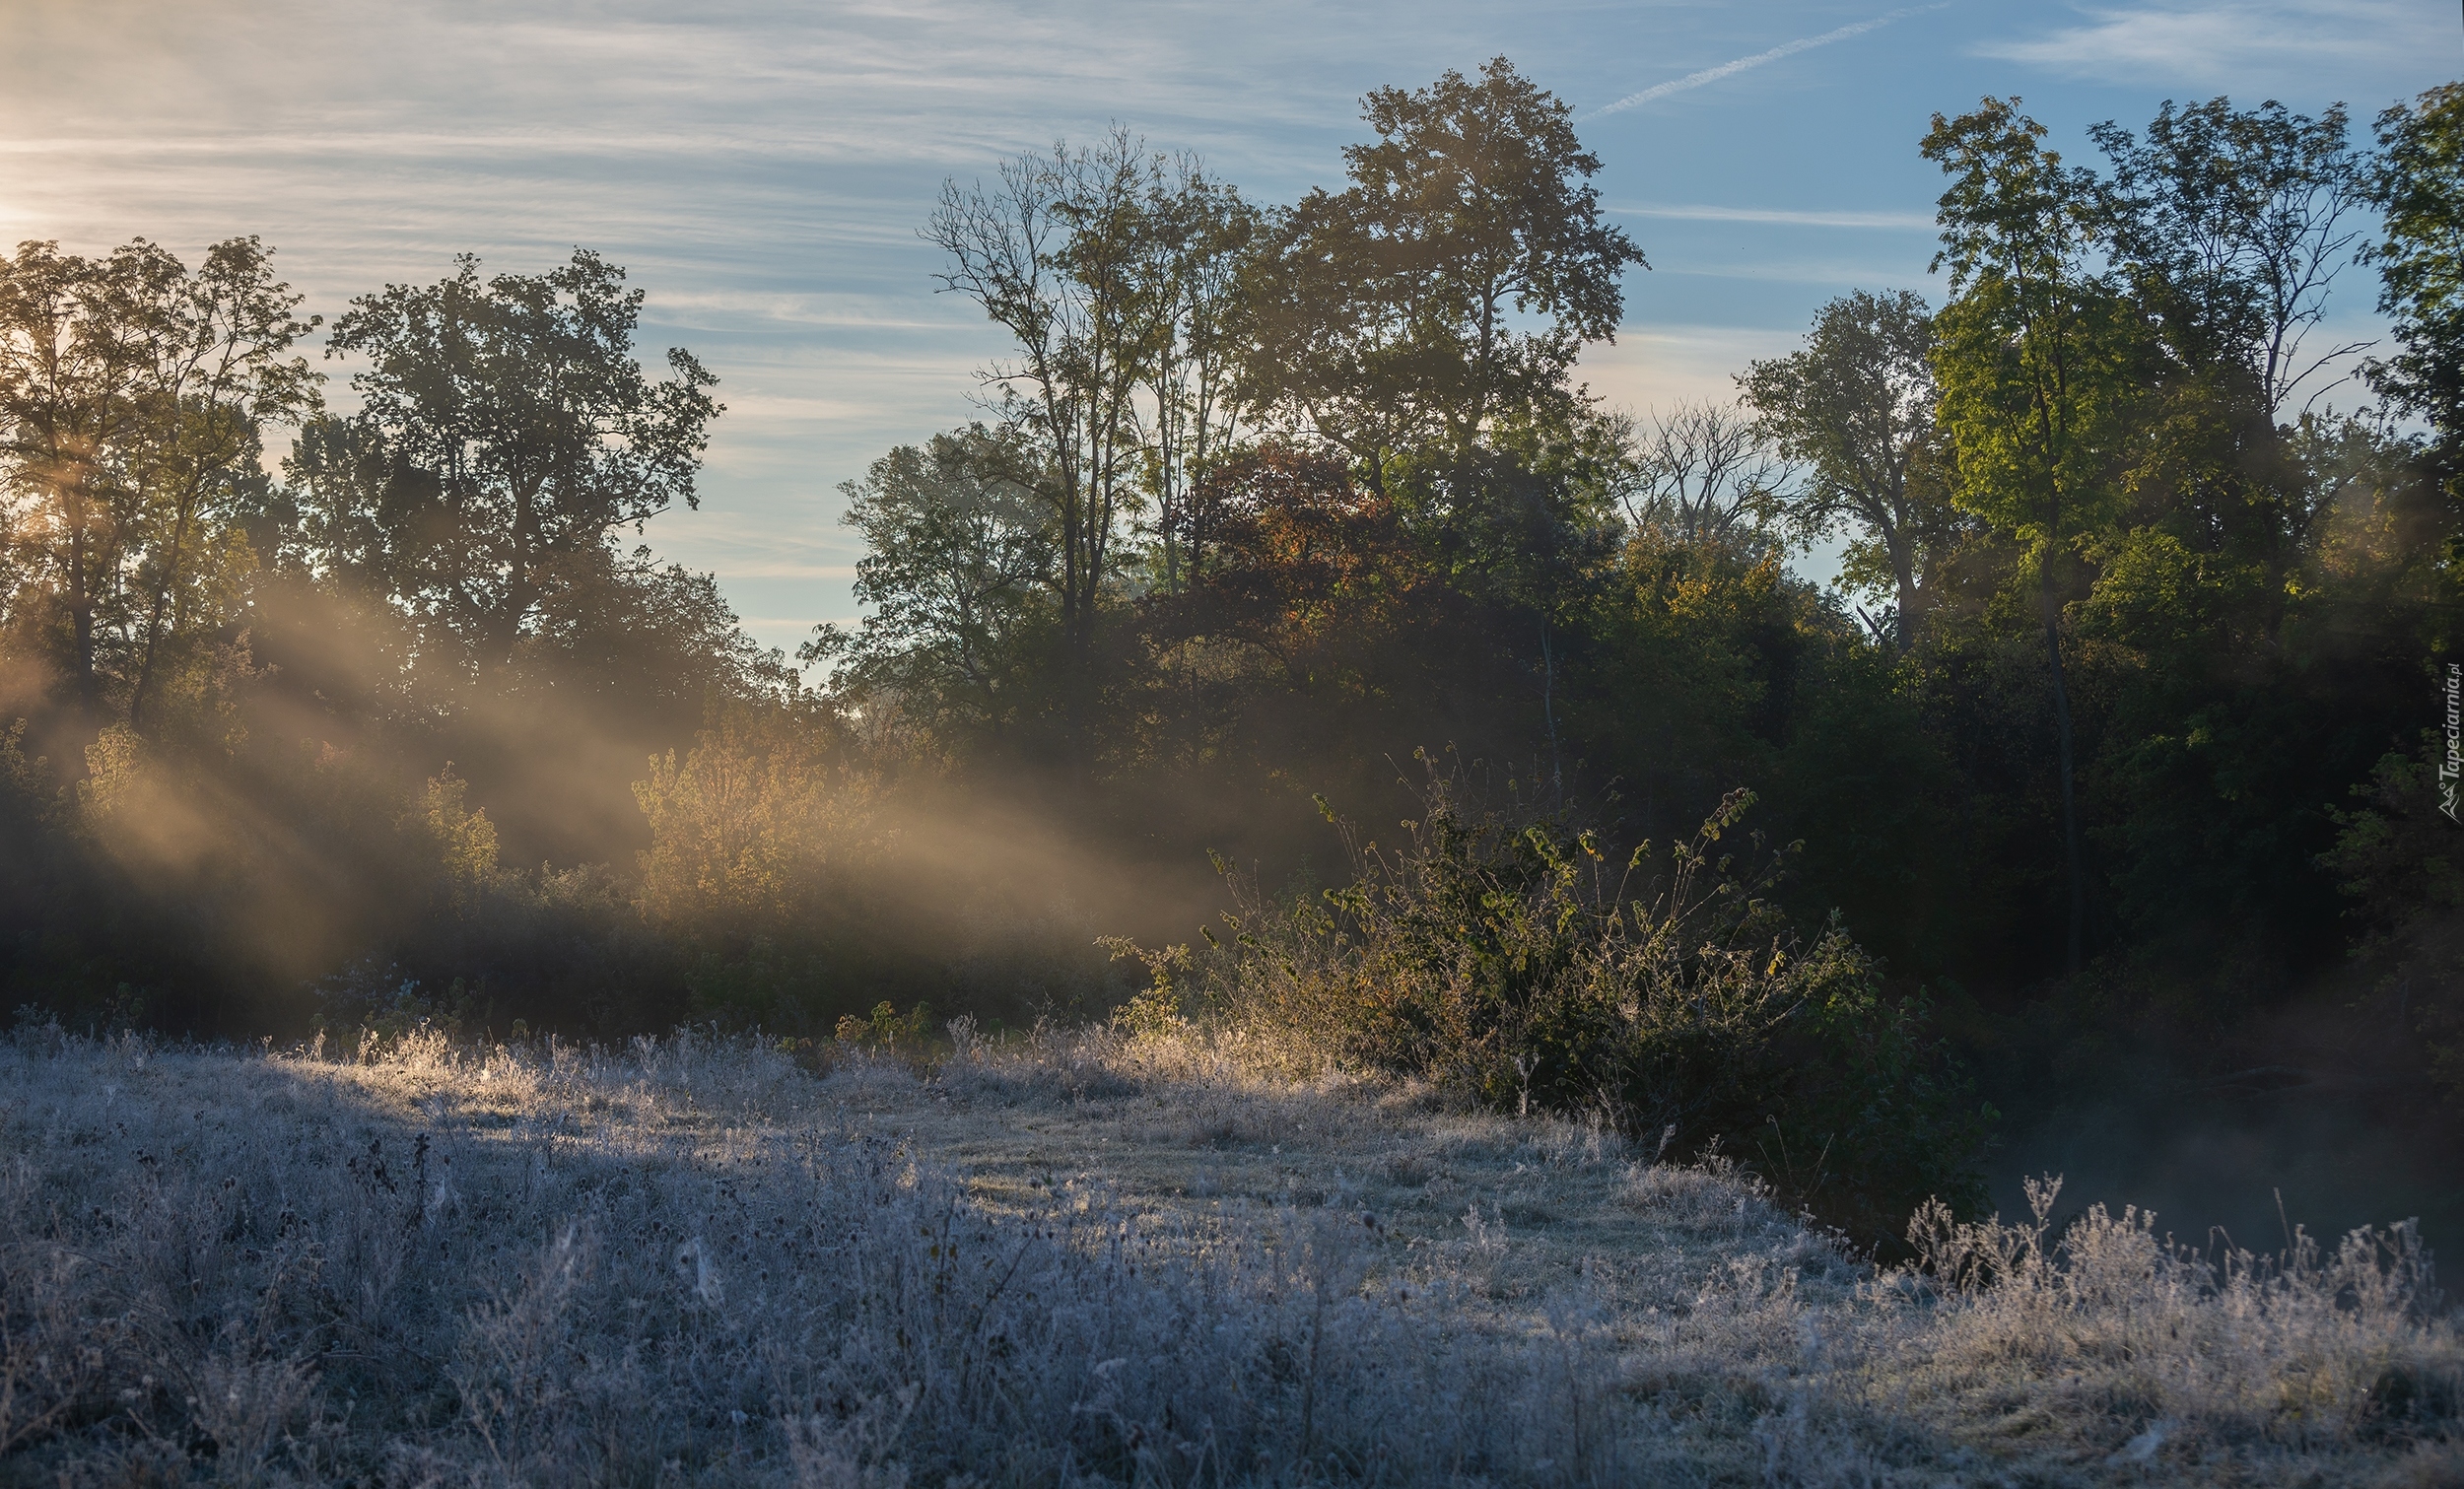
top-left (3, 0), bottom-right (2452, 656)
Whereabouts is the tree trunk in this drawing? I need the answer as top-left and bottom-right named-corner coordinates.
top-left (2042, 562), bottom-right (2085, 977)
top-left (66, 494), bottom-right (99, 708)
top-left (128, 497), bottom-right (195, 732)
top-left (492, 478), bottom-right (541, 674)
top-left (1887, 522), bottom-right (1919, 654)
top-left (1540, 616), bottom-right (1562, 810)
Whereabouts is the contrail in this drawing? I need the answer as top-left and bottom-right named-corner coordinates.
top-left (1592, 4), bottom-right (1951, 117)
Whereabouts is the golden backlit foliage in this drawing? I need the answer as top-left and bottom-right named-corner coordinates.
top-left (633, 707), bottom-right (884, 935)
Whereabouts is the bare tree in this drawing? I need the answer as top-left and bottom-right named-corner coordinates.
top-left (927, 129), bottom-right (1173, 689)
top-left (1620, 400), bottom-right (1782, 547)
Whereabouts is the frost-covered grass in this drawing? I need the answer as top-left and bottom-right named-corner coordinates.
top-left (1, 1019), bottom-right (2456, 1486)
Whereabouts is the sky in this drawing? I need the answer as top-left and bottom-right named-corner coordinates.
top-left (3, 0), bottom-right (2454, 656)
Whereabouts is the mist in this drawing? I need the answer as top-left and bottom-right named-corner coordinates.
top-left (1, 54), bottom-right (2459, 1305)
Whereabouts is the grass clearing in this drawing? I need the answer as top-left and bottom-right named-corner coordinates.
top-left (2, 1019), bottom-right (2456, 1486)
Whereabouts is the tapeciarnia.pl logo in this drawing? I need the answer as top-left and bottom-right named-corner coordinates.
top-left (2444, 661), bottom-right (2461, 824)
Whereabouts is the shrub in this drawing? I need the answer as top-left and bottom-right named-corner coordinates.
top-left (834, 998), bottom-right (935, 1055)
top-left (1147, 768), bottom-right (1992, 1243)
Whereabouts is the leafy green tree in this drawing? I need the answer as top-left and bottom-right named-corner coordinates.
top-left (1568, 516), bottom-right (1837, 839)
top-left (1924, 99), bottom-right (2147, 975)
top-left (804, 426), bottom-right (1056, 743)
top-left (121, 238), bottom-right (322, 728)
top-left (0, 237), bottom-right (318, 716)
top-left (1740, 291), bottom-right (1954, 647)
top-left (2367, 85), bottom-right (2464, 449)
top-left (297, 250), bottom-right (719, 676)
top-left (2092, 97), bottom-right (2366, 419)
top-left (1244, 58), bottom-right (1646, 488)
top-left (1230, 61), bottom-right (1645, 780)
top-left (2080, 99), bottom-right (2364, 642)
top-left (2063, 99), bottom-right (2415, 993)
top-left (0, 239), bottom-right (172, 706)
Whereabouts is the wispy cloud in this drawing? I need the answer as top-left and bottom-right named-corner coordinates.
top-left (1592, 4), bottom-right (1951, 117)
top-left (1977, 1), bottom-right (2442, 87)
top-left (8, 0), bottom-right (2421, 630)
top-left (1612, 203), bottom-right (1936, 230)
top-left (1578, 325), bottom-right (1808, 413)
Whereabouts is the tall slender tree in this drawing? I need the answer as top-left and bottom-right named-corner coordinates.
top-left (1925, 99), bottom-right (2144, 977)
top-left (928, 130), bottom-right (1175, 692)
top-left (1138, 159), bottom-right (1260, 595)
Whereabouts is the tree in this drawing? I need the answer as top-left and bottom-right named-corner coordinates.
top-left (927, 131), bottom-right (1175, 690)
top-left (1178, 442), bottom-right (1420, 681)
top-left (2366, 84), bottom-right (2464, 447)
top-left (300, 250), bottom-right (719, 675)
top-left (1244, 58), bottom-right (1646, 488)
top-left (0, 237), bottom-right (318, 716)
top-left (0, 240), bottom-right (171, 707)
top-left (804, 426), bottom-right (1056, 742)
top-left (1925, 99), bottom-right (2146, 977)
top-left (122, 238), bottom-right (322, 728)
top-left (2007, 100), bottom-right (2398, 988)
top-left (1138, 161), bottom-right (1261, 594)
top-left (2091, 99), bottom-right (2366, 421)
top-left (1741, 292), bottom-right (1951, 648)
top-left (1622, 400), bottom-right (1783, 550)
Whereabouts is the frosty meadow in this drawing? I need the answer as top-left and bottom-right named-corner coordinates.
top-left (1, 1018), bottom-right (2455, 1485)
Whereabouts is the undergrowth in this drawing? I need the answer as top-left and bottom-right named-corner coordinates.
top-left (1115, 771), bottom-right (1992, 1246)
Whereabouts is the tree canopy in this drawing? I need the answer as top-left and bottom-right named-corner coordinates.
top-left (295, 250), bottom-right (720, 675)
